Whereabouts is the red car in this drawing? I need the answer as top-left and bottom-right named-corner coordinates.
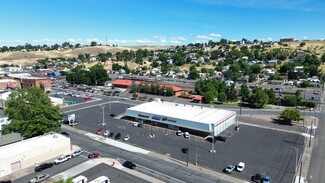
top-left (88, 151), bottom-right (99, 159)
top-left (85, 96), bottom-right (92, 100)
top-left (96, 128), bottom-right (103, 134)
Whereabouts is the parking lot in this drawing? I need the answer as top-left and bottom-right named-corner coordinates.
top-left (65, 102), bottom-right (305, 182)
top-left (74, 163), bottom-right (149, 183)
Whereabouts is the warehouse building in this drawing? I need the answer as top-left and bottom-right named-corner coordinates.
top-left (125, 99), bottom-right (236, 137)
top-left (0, 133), bottom-right (71, 178)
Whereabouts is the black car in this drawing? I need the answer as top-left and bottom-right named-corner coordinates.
top-left (252, 173), bottom-right (262, 183)
top-left (216, 136), bottom-right (227, 142)
top-left (181, 148), bottom-right (188, 154)
top-left (61, 131), bottom-right (70, 137)
top-left (123, 160), bottom-right (136, 169)
top-left (115, 133), bottom-right (121, 139)
top-left (109, 132), bottom-right (115, 137)
top-left (34, 163), bottom-right (53, 172)
top-left (0, 180), bottom-right (12, 183)
top-left (109, 114), bottom-right (116, 117)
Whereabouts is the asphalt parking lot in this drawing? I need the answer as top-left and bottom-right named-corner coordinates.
top-left (51, 94), bottom-right (89, 104)
top-left (12, 156), bottom-right (88, 183)
top-left (74, 163), bottom-right (149, 183)
top-left (65, 102), bottom-right (305, 183)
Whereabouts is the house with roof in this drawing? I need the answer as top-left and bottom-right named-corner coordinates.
top-left (268, 60), bottom-right (278, 66)
top-left (294, 66), bottom-right (304, 73)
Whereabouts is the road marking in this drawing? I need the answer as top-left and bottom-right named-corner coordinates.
top-left (63, 101), bottom-right (119, 113)
top-left (137, 164), bottom-right (186, 183)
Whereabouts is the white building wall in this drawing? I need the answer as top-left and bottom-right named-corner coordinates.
top-left (214, 114), bottom-right (236, 136)
top-left (0, 133), bottom-right (71, 178)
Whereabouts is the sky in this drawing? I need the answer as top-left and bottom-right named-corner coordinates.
top-left (0, 0), bottom-right (324, 46)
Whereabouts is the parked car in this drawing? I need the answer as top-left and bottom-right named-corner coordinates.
top-left (96, 128), bottom-right (103, 134)
top-left (109, 114), bottom-right (116, 117)
top-left (133, 123), bottom-right (139, 127)
top-left (236, 162), bottom-right (245, 172)
top-left (88, 151), bottom-right (99, 159)
top-left (65, 154), bottom-right (72, 160)
top-left (85, 96), bottom-right (92, 100)
top-left (176, 130), bottom-right (182, 136)
top-left (123, 160), bottom-right (136, 169)
top-left (262, 176), bottom-right (271, 183)
top-left (0, 180), bottom-right (11, 183)
top-left (109, 132), bottom-right (115, 137)
top-left (29, 174), bottom-right (50, 183)
top-left (123, 135), bottom-right (130, 141)
top-left (54, 155), bottom-right (69, 164)
top-left (34, 163), bottom-right (53, 172)
top-left (223, 165), bottom-right (236, 174)
top-left (181, 148), bottom-right (188, 154)
top-left (216, 136), bottom-right (227, 142)
top-left (184, 132), bottom-right (190, 138)
top-left (72, 149), bottom-right (83, 158)
top-left (252, 173), bottom-right (262, 183)
top-left (115, 133), bottom-right (121, 139)
top-left (104, 130), bottom-right (109, 136)
top-left (60, 131), bottom-right (70, 137)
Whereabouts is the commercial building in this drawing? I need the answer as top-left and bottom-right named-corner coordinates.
top-left (125, 99), bottom-right (236, 136)
top-left (0, 79), bottom-right (21, 90)
top-left (0, 133), bottom-right (71, 178)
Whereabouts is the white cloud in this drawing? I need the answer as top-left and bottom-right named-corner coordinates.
top-left (209, 33), bottom-right (222, 38)
top-left (135, 39), bottom-right (154, 44)
top-left (169, 40), bottom-right (182, 44)
top-left (267, 37), bottom-right (273, 41)
top-left (303, 36), bottom-right (308, 40)
top-left (153, 35), bottom-right (167, 43)
top-left (196, 35), bottom-right (210, 39)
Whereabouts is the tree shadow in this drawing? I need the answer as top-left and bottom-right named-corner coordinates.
top-left (271, 118), bottom-right (293, 126)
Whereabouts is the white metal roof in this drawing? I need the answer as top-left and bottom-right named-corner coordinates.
top-left (126, 100), bottom-right (235, 125)
top-left (0, 133), bottom-right (68, 160)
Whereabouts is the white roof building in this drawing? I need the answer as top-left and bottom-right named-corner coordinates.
top-left (125, 99), bottom-right (236, 136)
top-left (0, 133), bottom-right (71, 178)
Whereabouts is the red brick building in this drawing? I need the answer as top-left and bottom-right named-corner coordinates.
top-left (20, 77), bottom-right (51, 91)
top-left (0, 79), bottom-right (21, 90)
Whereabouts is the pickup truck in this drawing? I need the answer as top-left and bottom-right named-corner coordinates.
top-left (29, 174), bottom-right (50, 183)
top-left (53, 155), bottom-right (69, 164)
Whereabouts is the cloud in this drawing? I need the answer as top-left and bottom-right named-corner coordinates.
top-left (135, 39), bottom-right (154, 44)
top-left (193, 0), bottom-right (317, 11)
top-left (153, 35), bottom-right (167, 43)
top-left (195, 33), bottom-right (222, 42)
top-left (209, 33), bottom-right (221, 38)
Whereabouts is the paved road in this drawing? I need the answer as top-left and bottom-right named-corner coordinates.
top-left (68, 129), bottom-right (236, 183)
top-left (307, 104), bottom-right (325, 183)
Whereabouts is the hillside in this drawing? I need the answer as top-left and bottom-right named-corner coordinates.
top-left (0, 41), bottom-right (324, 71)
top-left (0, 46), bottom-right (169, 67)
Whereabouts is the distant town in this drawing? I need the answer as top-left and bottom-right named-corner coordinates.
top-left (0, 38), bottom-right (324, 183)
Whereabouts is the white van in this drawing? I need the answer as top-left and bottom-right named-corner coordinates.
top-left (72, 175), bottom-right (88, 183)
top-left (89, 176), bottom-right (110, 183)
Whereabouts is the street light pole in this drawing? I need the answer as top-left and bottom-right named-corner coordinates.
top-left (291, 146), bottom-right (298, 173)
top-left (186, 138), bottom-right (190, 166)
top-left (309, 109), bottom-right (316, 147)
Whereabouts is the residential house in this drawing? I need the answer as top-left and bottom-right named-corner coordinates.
top-left (294, 66), bottom-right (304, 73)
top-left (268, 60), bottom-right (278, 66)
top-left (222, 66), bottom-right (230, 72)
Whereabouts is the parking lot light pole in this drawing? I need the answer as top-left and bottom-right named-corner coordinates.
top-left (186, 137), bottom-right (190, 166)
top-left (291, 146), bottom-right (298, 173)
top-left (210, 124), bottom-right (216, 153)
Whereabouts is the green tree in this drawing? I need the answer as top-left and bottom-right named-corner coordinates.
top-left (90, 41), bottom-right (97, 46)
top-left (300, 42), bottom-right (306, 47)
top-left (240, 84), bottom-right (249, 102)
top-left (2, 87), bottom-right (62, 138)
top-left (203, 91), bottom-right (215, 103)
top-left (189, 69), bottom-right (200, 80)
top-left (53, 178), bottom-right (73, 183)
top-left (279, 108), bottom-right (301, 123)
top-left (248, 87), bottom-right (269, 108)
top-left (263, 88), bottom-right (277, 104)
top-left (218, 92), bottom-right (227, 103)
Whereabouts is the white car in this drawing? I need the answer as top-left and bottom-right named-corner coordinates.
top-left (133, 123), bottom-right (139, 127)
top-left (54, 155), bottom-right (69, 164)
top-left (103, 130), bottom-right (109, 136)
top-left (236, 162), bottom-right (245, 172)
top-left (184, 132), bottom-right (190, 138)
top-left (72, 149), bottom-right (83, 158)
top-left (176, 130), bottom-right (182, 136)
top-left (123, 135), bottom-right (130, 141)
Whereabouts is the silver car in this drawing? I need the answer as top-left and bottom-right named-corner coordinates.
top-left (29, 173), bottom-right (50, 183)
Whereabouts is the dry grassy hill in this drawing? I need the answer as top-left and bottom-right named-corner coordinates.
top-left (0, 46), bottom-right (169, 68)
